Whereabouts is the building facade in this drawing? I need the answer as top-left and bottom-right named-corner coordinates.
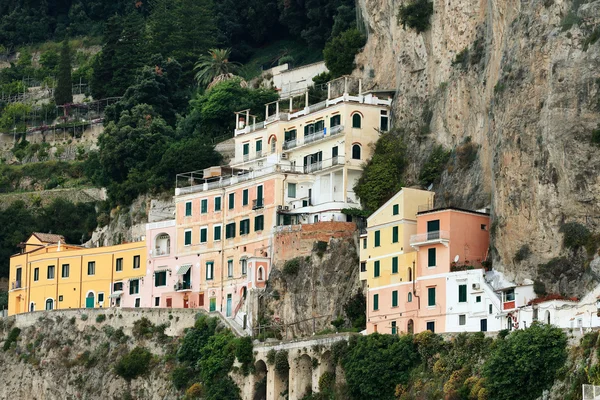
top-left (8, 233), bottom-right (146, 316)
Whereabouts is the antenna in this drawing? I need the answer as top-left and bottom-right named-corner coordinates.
top-left (454, 255), bottom-right (460, 263)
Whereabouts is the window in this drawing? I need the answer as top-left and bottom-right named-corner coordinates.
top-left (214, 225), bottom-right (222, 241)
top-left (373, 294), bottom-right (379, 311)
top-left (155, 297), bottom-right (160, 307)
top-left (352, 144), bottom-right (361, 160)
top-left (459, 314), bottom-right (466, 326)
top-left (200, 227), bottom-right (208, 243)
top-left (480, 319), bottom-right (488, 332)
top-left (330, 114), bottom-right (341, 127)
top-left (360, 262), bottom-right (366, 272)
top-left (489, 304), bottom-right (493, 314)
top-left (116, 258), bottom-right (123, 272)
top-left (184, 230), bottom-right (192, 246)
top-left (201, 199), bottom-right (208, 214)
top-left (206, 262), bottom-right (214, 280)
top-left (459, 284), bottom-right (467, 302)
top-left (427, 220), bottom-right (440, 239)
top-left (185, 201), bottom-right (192, 216)
top-left (228, 260), bottom-right (233, 277)
top-left (59, 295), bottom-right (63, 302)
top-left (241, 259), bottom-right (247, 275)
top-left (225, 223), bottom-right (236, 239)
top-left (374, 261), bottom-right (380, 278)
top-left (61, 264), bottom-right (69, 278)
top-left (155, 271), bottom-right (167, 287)
top-left (363, 238), bottom-right (367, 249)
top-left (428, 287), bottom-right (436, 307)
top-left (133, 255), bottom-right (140, 269)
top-left (114, 282), bottom-right (123, 292)
top-left (215, 196), bottom-right (222, 211)
top-left (426, 321), bottom-right (435, 333)
top-left (98, 293), bottom-right (104, 303)
top-left (428, 248), bottom-right (436, 267)
top-left (256, 185), bottom-right (264, 208)
top-left (391, 321), bottom-right (397, 335)
top-left (135, 298), bottom-right (140, 308)
top-left (380, 110), bottom-right (389, 132)
top-left (392, 290), bottom-right (398, 307)
top-left (243, 143), bottom-right (250, 156)
top-left (228, 193), bottom-right (235, 209)
top-left (288, 183), bottom-right (297, 198)
top-left (271, 138), bottom-right (277, 153)
top-left (481, 224), bottom-right (487, 230)
top-left (392, 257), bottom-right (398, 274)
top-left (476, 295), bottom-right (482, 303)
top-left (34, 268), bottom-right (39, 281)
top-left (47, 265), bottom-right (55, 279)
top-left (393, 204), bottom-right (399, 215)
top-left (504, 289), bottom-right (515, 302)
top-left (254, 215), bottom-right (264, 231)
top-left (130, 279), bottom-right (139, 295)
top-left (240, 219), bottom-right (250, 235)
top-left (45, 299), bottom-right (54, 311)
top-left (242, 189), bottom-right (249, 206)
top-left (392, 226), bottom-right (399, 243)
top-left (256, 139), bottom-right (262, 155)
top-left (408, 292), bottom-right (413, 302)
top-left (352, 113), bottom-right (362, 128)
top-left (374, 230), bottom-right (381, 247)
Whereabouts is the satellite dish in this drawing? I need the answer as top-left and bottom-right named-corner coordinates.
top-left (454, 255), bottom-right (460, 263)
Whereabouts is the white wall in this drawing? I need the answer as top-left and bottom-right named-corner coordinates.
top-left (273, 62), bottom-right (329, 96)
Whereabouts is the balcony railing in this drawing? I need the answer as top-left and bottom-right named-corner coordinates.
top-left (283, 139), bottom-right (297, 150)
top-left (174, 281), bottom-right (191, 291)
top-left (304, 161), bottom-right (323, 173)
top-left (252, 198), bottom-right (264, 210)
top-left (12, 280), bottom-right (21, 289)
top-left (409, 230), bottom-right (451, 245)
top-left (153, 247), bottom-right (170, 256)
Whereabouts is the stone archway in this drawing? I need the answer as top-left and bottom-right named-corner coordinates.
top-left (253, 360), bottom-right (267, 400)
top-left (316, 350), bottom-right (335, 394)
top-left (293, 354), bottom-right (313, 399)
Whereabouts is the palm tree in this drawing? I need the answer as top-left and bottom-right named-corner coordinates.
top-left (193, 48), bottom-right (242, 88)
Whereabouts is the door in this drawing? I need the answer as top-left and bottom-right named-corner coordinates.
top-left (209, 297), bottom-right (216, 312)
top-left (85, 293), bottom-right (94, 308)
top-left (183, 294), bottom-right (189, 309)
top-left (256, 185), bottom-right (263, 207)
top-left (166, 298), bottom-right (172, 308)
top-left (226, 294), bottom-right (232, 317)
top-left (427, 220), bottom-right (440, 240)
top-left (480, 319), bottom-right (487, 332)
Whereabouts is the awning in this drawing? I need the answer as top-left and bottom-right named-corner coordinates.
top-left (177, 264), bottom-right (192, 275)
top-left (109, 291), bottom-right (123, 298)
top-left (128, 276), bottom-right (144, 281)
top-left (154, 266), bottom-right (170, 271)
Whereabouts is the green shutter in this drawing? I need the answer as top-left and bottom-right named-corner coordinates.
top-left (185, 202), bottom-right (192, 216)
top-left (428, 287), bottom-right (436, 306)
top-left (428, 248), bottom-right (436, 267)
top-left (243, 189), bottom-right (249, 206)
top-left (201, 199), bottom-right (207, 213)
top-left (373, 294), bottom-right (379, 310)
top-left (257, 185), bottom-right (263, 205)
top-left (200, 228), bottom-right (207, 243)
top-left (374, 261), bottom-right (380, 278)
top-left (392, 257), bottom-right (398, 274)
top-left (256, 140), bottom-right (262, 152)
top-left (243, 143), bottom-right (249, 155)
top-left (459, 285), bottom-right (467, 302)
top-left (255, 215), bottom-right (264, 231)
top-left (288, 183), bottom-right (296, 198)
top-left (392, 226), bottom-right (399, 243)
top-left (392, 291), bottom-right (398, 307)
top-left (215, 197), bottom-right (221, 211)
top-left (374, 230), bottom-right (380, 247)
top-left (393, 204), bottom-right (399, 215)
top-left (229, 193), bottom-right (235, 209)
top-left (184, 230), bottom-right (191, 245)
top-left (214, 226), bottom-right (221, 241)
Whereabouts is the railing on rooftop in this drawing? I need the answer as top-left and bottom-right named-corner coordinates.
top-left (409, 230), bottom-right (451, 245)
top-left (12, 280), bottom-right (21, 290)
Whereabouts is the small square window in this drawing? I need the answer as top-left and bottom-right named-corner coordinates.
top-left (476, 295), bottom-right (482, 303)
top-left (98, 293), bottom-right (104, 303)
top-left (392, 204), bottom-right (399, 215)
top-left (360, 262), bottom-right (366, 272)
top-left (481, 224), bottom-right (487, 230)
top-left (59, 295), bottom-right (64, 302)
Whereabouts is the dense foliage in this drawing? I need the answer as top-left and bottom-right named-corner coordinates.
top-left (0, 199), bottom-right (98, 277)
top-left (114, 346), bottom-right (153, 381)
top-left (419, 144), bottom-right (451, 186)
top-left (354, 130), bottom-right (408, 213)
top-left (54, 39), bottom-right (72, 105)
top-left (397, 0), bottom-right (434, 33)
top-left (323, 29), bottom-right (366, 77)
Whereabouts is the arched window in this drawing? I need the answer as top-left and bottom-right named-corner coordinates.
top-left (408, 292), bottom-right (413, 302)
top-left (352, 144), bottom-right (361, 160)
top-left (45, 299), bottom-right (54, 311)
top-left (407, 319), bottom-right (414, 334)
top-left (30, 303), bottom-right (35, 312)
top-left (258, 267), bottom-right (264, 281)
top-left (352, 113), bottom-right (362, 128)
top-left (271, 138), bottom-right (277, 154)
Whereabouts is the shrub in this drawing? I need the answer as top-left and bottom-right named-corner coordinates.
top-left (560, 222), bottom-right (591, 249)
top-left (344, 289), bottom-right (367, 330)
top-left (419, 145), bottom-right (451, 186)
top-left (323, 29), bottom-right (366, 77)
top-left (80, 314), bottom-right (88, 321)
top-left (266, 349), bottom-right (277, 365)
top-left (274, 350), bottom-right (289, 377)
top-left (331, 316), bottom-right (345, 331)
top-left (283, 258), bottom-right (301, 276)
top-left (132, 317), bottom-right (155, 339)
top-left (514, 244), bottom-right (532, 262)
top-left (3, 327), bottom-right (21, 351)
top-left (315, 241), bottom-right (328, 257)
top-left (172, 365), bottom-right (194, 390)
top-left (533, 280), bottom-right (547, 296)
top-left (452, 48), bottom-right (469, 69)
top-left (397, 0), bottom-right (434, 33)
top-left (114, 346), bottom-right (153, 381)
top-left (95, 314), bottom-right (106, 323)
top-left (455, 137), bottom-right (479, 169)
top-left (592, 125), bottom-right (600, 145)
top-left (235, 336), bottom-right (254, 375)
top-left (185, 382), bottom-right (203, 399)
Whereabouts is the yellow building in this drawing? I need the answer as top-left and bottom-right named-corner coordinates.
top-left (359, 188), bottom-right (434, 334)
top-left (8, 233), bottom-right (146, 316)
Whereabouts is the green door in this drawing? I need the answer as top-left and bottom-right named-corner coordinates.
top-left (209, 297), bottom-right (216, 312)
top-left (257, 185), bottom-right (263, 207)
top-left (85, 293), bottom-right (94, 308)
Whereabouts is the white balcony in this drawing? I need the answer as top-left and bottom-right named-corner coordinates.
top-left (409, 230), bottom-right (450, 248)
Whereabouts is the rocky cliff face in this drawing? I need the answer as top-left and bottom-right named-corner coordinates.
top-left (357, 0), bottom-right (600, 294)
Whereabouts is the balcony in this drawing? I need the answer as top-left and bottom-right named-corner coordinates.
top-left (283, 139), bottom-right (297, 150)
top-left (153, 247), bottom-right (170, 256)
top-left (11, 280), bottom-right (22, 290)
top-left (252, 198), bottom-right (264, 210)
top-left (409, 230), bottom-right (450, 248)
top-left (174, 281), bottom-right (191, 291)
top-left (503, 301), bottom-right (516, 310)
top-left (304, 161), bottom-right (322, 173)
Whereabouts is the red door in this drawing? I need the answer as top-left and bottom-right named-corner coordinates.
top-left (183, 294), bottom-right (189, 309)
top-left (166, 298), bottom-right (172, 308)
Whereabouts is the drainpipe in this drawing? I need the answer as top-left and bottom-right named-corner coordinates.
top-left (412, 260), bottom-right (420, 313)
top-left (25, 252), bottom-right (30, 313)
top-left (55, 256), bottom-right (59, 310)
top-left (220, 187), bottom-right (226, 313)
top-left (79, 255), bottom-right (83, 308)
top-left (110, 254), bottom-right (114, 307)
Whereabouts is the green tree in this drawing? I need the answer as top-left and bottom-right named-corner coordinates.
top-left (483, 323), bottom-right (567, 400)
top-left (193, 48), bottom-right (241, 88)
top-left (54, 39), bottom-right (73, 105)
top-left (343, 289), bottom-right (366, 329)
top-left (0, 290), bottom-right (7, 310)
top-left (354, 131), bottom-right (407, 213)
top-left (342, 334), bottom-right (420, 400)
top-left (397, 0), bottom-right (434, 33)
top-left (419, 144), bottom-right (451, 186)
top-left (39, 49), bottom-right (60, 71)
top-left (323, 28), bottom-right (366, 77)
top-left (0, 103), bottom-right (32, 133)
top-left (114, 346), bottom-right (153, 381)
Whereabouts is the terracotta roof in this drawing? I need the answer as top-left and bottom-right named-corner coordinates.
top-left (32, 232), bottom-right (66, 244)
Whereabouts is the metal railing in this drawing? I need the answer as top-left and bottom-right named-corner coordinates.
top-left (174, 281), bottom-right (191, 291)
top-left (153, 247), bottom-right (170, 256)
top-left (283, 139), bottom-right (297, 150)
top-left (12, 280), bottom-right (21, 290)
top-left (304, 161), bottom-right (323, 173)
top-left (252, 198), bottom-right (265, 210)
top-left (409, 230), bottom-right (451, 244)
